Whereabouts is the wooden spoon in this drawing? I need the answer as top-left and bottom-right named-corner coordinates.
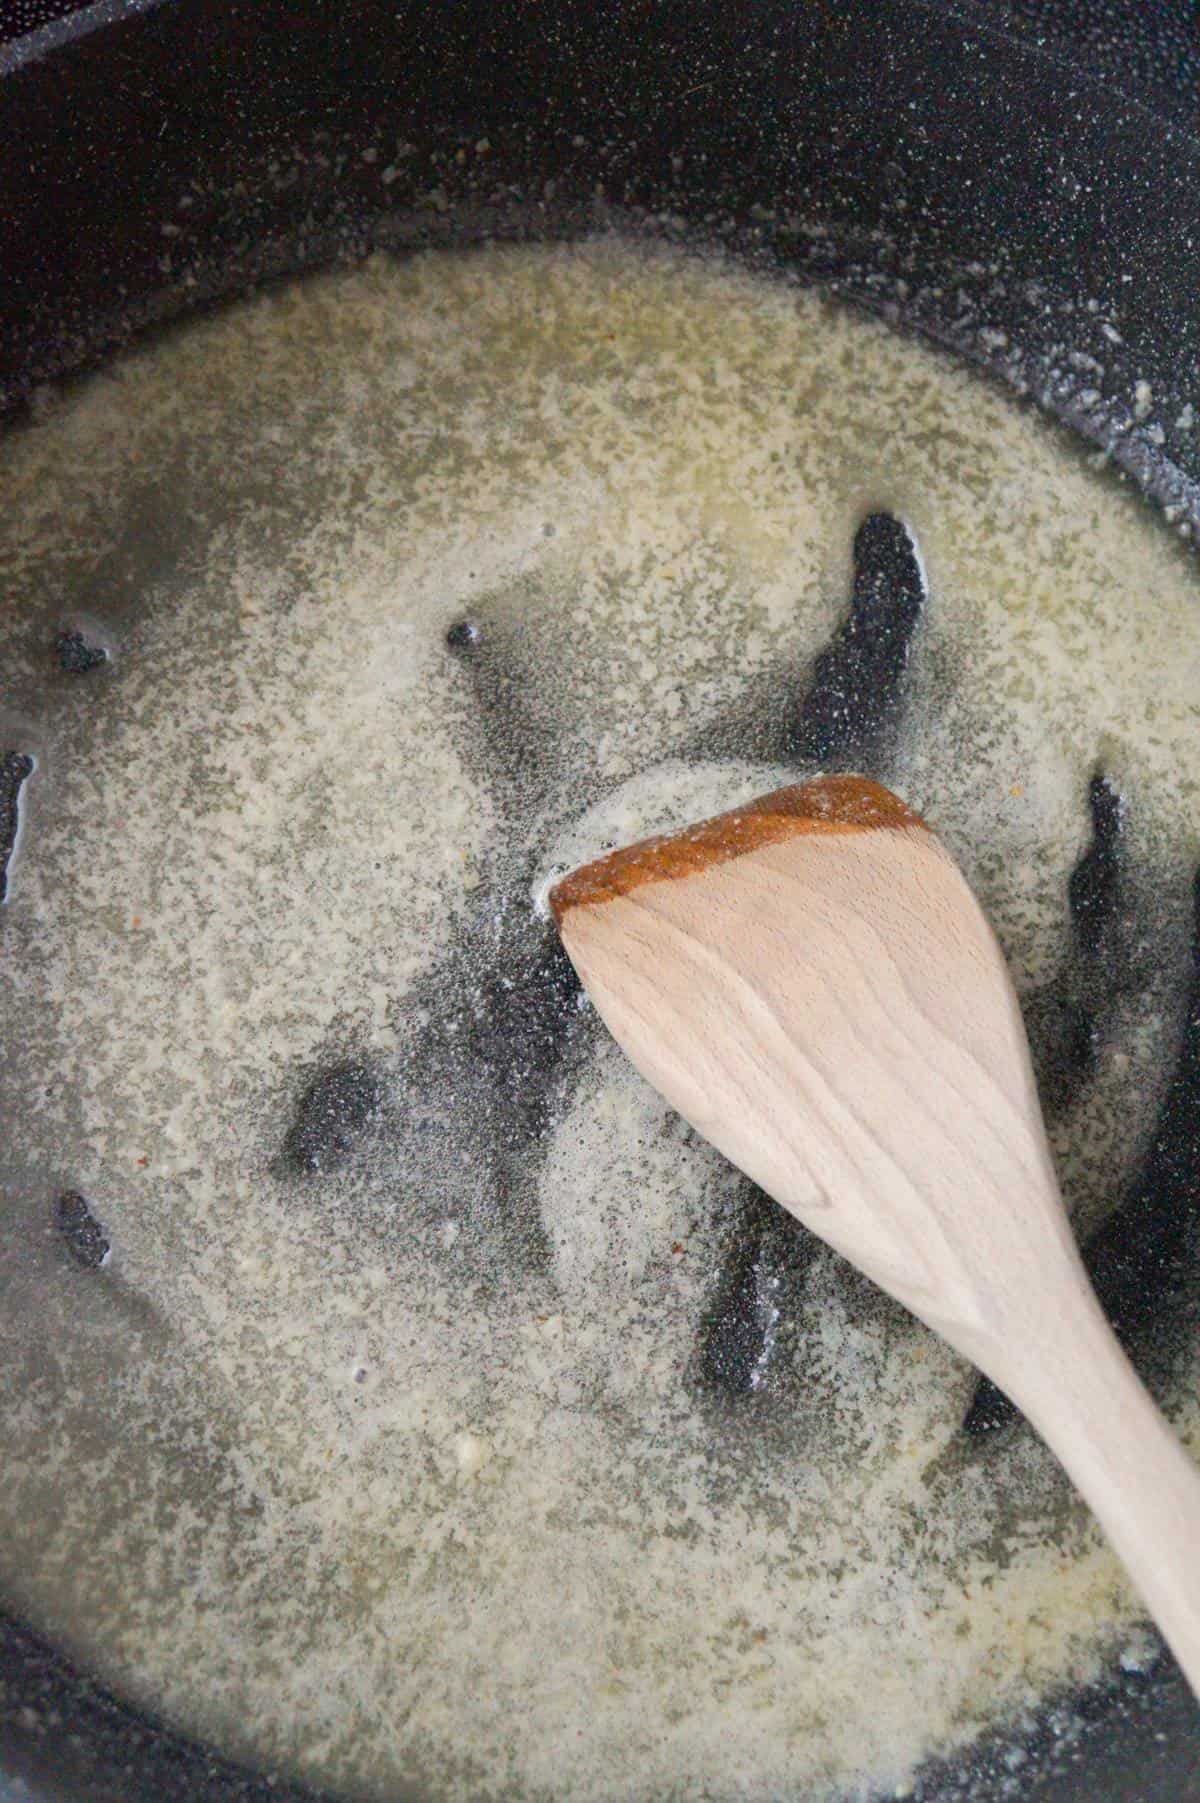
top-left (550, 772), bottom-right (1200, 1695)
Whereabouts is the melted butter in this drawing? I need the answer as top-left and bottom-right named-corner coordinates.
top-left (0, 240), bottom-right (1198, 1802)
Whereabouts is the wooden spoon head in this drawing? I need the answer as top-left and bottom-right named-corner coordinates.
top-left (551, 775), bottom-right (1071, 1365)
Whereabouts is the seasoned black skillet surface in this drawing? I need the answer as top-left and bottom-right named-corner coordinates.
top-left (2, 2), bottom-right (1200, 1800)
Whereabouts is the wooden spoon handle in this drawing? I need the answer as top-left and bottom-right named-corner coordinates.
top-left (552, 778), bottom-right (1200, 1692)
top-left (994, 1257), bottom-right (1200, 1697)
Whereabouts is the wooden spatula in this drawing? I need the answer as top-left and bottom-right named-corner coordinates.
top-left (551, 773), bottom-right (1200, 1695)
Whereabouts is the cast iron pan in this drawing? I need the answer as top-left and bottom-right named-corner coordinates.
top-left (2, 1), bottom-right (1200, 1798)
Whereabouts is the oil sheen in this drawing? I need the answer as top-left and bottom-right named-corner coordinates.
top-left (1, 241), bottom-right (1199, 1801)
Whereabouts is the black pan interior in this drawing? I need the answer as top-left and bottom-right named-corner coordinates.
top-left (2, 2), bottom-right (1200, 1799)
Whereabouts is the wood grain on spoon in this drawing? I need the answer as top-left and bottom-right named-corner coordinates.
top-left (549, 775), bottom-right (926, 918)
top-left (551, 774), bottom-right (1200, 1699)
